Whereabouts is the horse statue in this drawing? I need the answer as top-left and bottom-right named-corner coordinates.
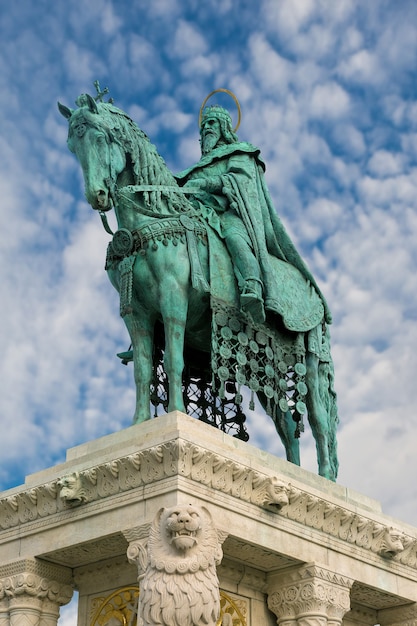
top-left (58, 91), bottom-right (339, 481)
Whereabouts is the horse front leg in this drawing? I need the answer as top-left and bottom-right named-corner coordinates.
top-left (305, 352), bottom-right (334, 481)
top-left (163, 313), bottom-right (187, 414)
top-left (159, 280), bottom-right (188, 414)
top-left (279, 410), bottom-right (301, 466)
top-left (123, 312), bottom-right (154, 424)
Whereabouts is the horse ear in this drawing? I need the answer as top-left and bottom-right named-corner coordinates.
top-left (58, 102), bottom-right (73, 119)
top-left (86, 93), bottom-right (99, 114)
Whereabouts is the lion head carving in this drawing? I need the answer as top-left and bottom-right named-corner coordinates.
top-left (57, 472), bottom-right (86, 506)
top-left (139, 504), bottom-right (224, 626)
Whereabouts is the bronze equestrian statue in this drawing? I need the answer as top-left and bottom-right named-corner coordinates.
top-left (58, 86), bottom-right (339, 480)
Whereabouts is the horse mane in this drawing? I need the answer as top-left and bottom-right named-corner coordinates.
top-left (94, 103), bottom-right (192, 215)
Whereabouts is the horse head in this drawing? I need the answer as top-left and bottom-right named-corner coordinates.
top-left (58, 94), bottom-right (126, 211)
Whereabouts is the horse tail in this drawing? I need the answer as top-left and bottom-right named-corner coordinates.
top-left (317, 330), bottom-right (339, 479)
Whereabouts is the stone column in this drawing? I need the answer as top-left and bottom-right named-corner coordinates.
top-left (39, 598), bottom-right (62, 626)
top-left (8, 596), bottom-right (43, 626)
top-left (379, 603), bottom-right (417, 626)
top-left (0, 560), bottom-right (73, 626)
top-left (0, 599), bottom-right (9, 626)
top-left (267, 564), bottom-right (353, 626)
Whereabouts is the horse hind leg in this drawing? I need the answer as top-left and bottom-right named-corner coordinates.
top-left (279, 410), bottom-right (301, 466)
top-left (258, 393), bottom-right (300, 465)
top-left (305, 352), bottom-right (336, 481)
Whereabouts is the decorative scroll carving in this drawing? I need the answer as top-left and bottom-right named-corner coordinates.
top-left (0, 571), bottom-right (73, 604)
top-left (0, 440), bottom-right (416, 570)
top-left (136, 504), bottom-right (226, 626)
top-left (125, 525), bottom-right (151, 582)
top-left (278, 485), bottom-right (410, 563)
top-left (0, 559), bottom-right (73, 626)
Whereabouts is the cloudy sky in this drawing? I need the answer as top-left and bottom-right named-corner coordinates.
top-left (2, 1), bottom-right (417, 621)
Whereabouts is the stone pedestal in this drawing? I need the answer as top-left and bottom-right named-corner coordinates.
top-left (0, 412), bottom-right (416, 625)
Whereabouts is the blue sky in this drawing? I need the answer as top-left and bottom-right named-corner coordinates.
top-left (2, 1), bottom-right (417, 620)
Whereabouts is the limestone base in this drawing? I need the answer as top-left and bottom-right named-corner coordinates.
top-left (0, 412), bottom-right (416, 625)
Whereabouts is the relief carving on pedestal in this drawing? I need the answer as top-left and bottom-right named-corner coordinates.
top-left (1, 440), bottom-right (416, 570)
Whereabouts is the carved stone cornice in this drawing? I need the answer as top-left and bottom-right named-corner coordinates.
top-left (1, 440), bottom-right (417, 571)
top-left (379, 603), bottom-right (417, 626)
top-left (267, 564), bottom-right (353, 622)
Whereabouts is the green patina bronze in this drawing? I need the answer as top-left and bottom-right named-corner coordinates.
top-left (58, 86), bottom-right (339, 480)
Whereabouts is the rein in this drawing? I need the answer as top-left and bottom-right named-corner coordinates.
top-left (98, 184), bottom-right (195, 236)
top-left (99, 210), bottom-right (114, 235)
top-left (103, 183), bottom-right (210, 303)
top-left (122, 184), bottom-right (197, 194)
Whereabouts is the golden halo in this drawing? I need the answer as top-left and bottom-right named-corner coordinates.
top-left (199, 88), bottom-right (241, 132)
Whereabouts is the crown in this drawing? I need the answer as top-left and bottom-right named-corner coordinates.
top-left (201, 105), bottom-right (233, 127)
top-left (75, 80), bottom-right (114, 107)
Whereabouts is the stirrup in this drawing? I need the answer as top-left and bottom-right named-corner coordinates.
top-left (240, 277), bottom-right (265, 324)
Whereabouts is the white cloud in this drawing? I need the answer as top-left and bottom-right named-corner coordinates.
top-left (340, 26), bottom-right (364, 55)
top-left (62, 41), bottom-right (105, 84)
top-left (146, 0), bottom-right (181, 19)
top-left (170, 19), bottom-right (208, 60)
top-left (100, 1), bottom-right (123, 34)
top-left (357, 174), bottom-right (417, 208)
top-left (367, 150), bottom-right (405, 178)
top-left (180, 53), bottom-right (220, 78)
top-left (261, 0), bottom-right (316, 39)
top-left (338, 49), bottom-right (384, 86)
top-left (331, 123), bottom-right (366, 159)
top-left (309, 81), bottom-right (351, 120)
top-left (249, 33), bottom-right (293, 96)
top-left (300, 198), bottom-right (343, 242)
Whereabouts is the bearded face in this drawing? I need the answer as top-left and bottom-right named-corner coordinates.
top-left (201, 117), bottom-right (222, 154)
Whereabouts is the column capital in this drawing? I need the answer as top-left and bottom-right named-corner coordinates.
top-left (0, 559), bottom-right (73, 605)
top-left (267, 563), bottom-right (353, 625)
top-left (0, 559), bottom-right (73, 625)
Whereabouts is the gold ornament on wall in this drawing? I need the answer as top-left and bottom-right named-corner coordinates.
top-left (90, 587), bottom-right (246, 625)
